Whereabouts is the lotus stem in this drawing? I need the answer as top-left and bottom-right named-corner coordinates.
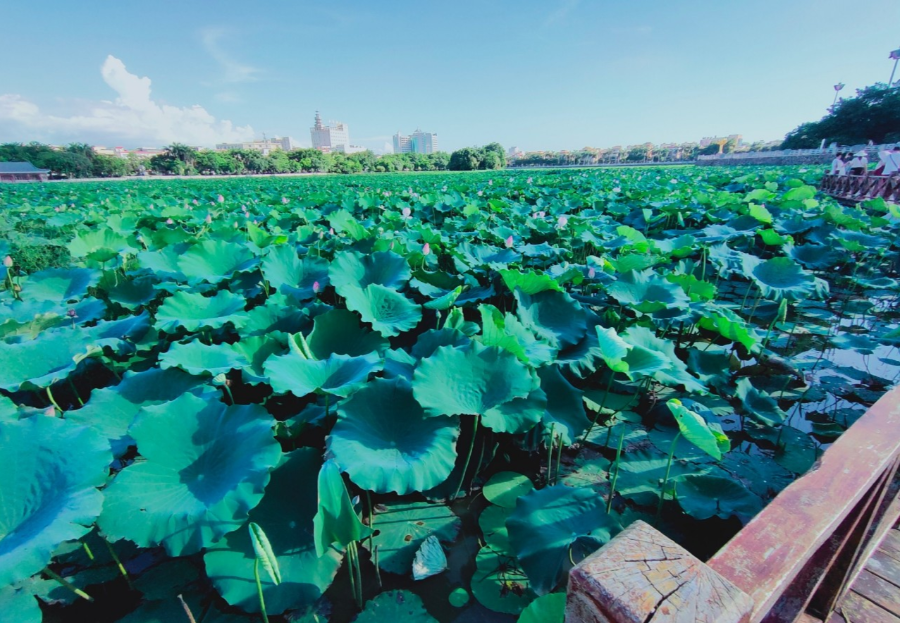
top-left (607, 427), bottom-right (627, 513)
top-left (46, 387), bottom-right (63, 413)
top-left (452, 414), bottom-right (480, 501)
top-left (366, 491), bottom-right (375, 552)
top-left (655, 432), bottom-right (681, 524)
top-left (746, 291), bottom-right (764, 324)
top-left (374, 545), bottom-right (382, 587)
top-left (739, 282), bottom-right (754, 312)
top-left (580, 373), bottom-right (616, 445)
top-left (223, 383), bottom-right (235, 405)
top-left (66, 379), bottom-right (85, 407)
top-left (554, 434), bottom-right (563, 485)
top-left (254, 559), bottom-right (269, 623)
top-left (104, 538), bottom-right (132, 588)
top-left (546, 423), bottom-right (556, 486)
top-left (44, 567), bottom-right (93, 602)
top-left (81, 541), bottom-right (95, 560)
top-left (177, 594), bottom-right (198, 623)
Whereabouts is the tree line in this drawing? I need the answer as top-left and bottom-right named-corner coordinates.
top-left (0, 141), bottom-right (509, 178)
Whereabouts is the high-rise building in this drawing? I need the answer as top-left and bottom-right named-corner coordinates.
top-left (393, 129), bottom-right (438, 154)
top-left (310, 112), bottom-right (351, 152)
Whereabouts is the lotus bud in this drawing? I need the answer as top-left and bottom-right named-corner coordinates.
top-left (205, 214), bottom-right (212, 224)
top-left (212, 373), bottom-right (227, 385)
top-left (477, 190), bottom-right (483, 197)
top-left (588, 267), bottom-right (596, 278)
top-left (3, 256), bottom-right (12, 268)
top-left (217, 194), bottom-right (225, 203)
top-left (557, 215), bottom-right (568, 228)
top-left (166, 218), bottom-right (174, 225)
top-left (402, 207), bottom-right (411, 219)
top-left (313, 281), bottom-right (320, 293)
top-left (527, 177), bottom-right (533, 184)
top-left (67, 309), bottom-right (77, 318)
top-left (329, 228), bottom-right (334, 236)
top-left (281, 197), bottom-right (289, 204)
top-left (422, 243), bottom-right (431, 256)
top-left (488, 180), bottom-right (493, 185)
top-left (233, 222), bottom-right (239, 228)
top-left (192, 199), bottom-right (198, 205)
top-left (505, 236), bottom-right (514, 248)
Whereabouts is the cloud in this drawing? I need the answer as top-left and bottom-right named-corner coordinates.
top-left (0, 55), bottom-right (254, 147)
top-left (201, 28), bottom-right (261, 84)
top-left (544, 0), bottom-right (580, 27)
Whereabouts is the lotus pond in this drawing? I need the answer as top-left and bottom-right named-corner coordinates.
top-left (1, 167), bottom-right (899, 623)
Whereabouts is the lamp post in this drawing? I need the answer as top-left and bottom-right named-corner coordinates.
top-left (890, 49), bottom-right (900, 87)
top-left (832, 82), bottom-right (844, 107)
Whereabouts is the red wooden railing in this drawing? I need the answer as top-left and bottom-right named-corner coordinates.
top-left (566, 385), bottom-right (900, 623)
top-left (820, 173), bottom-right (900, 204)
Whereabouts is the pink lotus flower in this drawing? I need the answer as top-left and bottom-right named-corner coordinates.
top-left (613, 187), bottom-right (622, 193)
top-left (281, 197), bottom-right (289, 204)
top-left (233, 222), bottom-right (239, 228)
top-left (313, 281), bottom-right (320, 293)
top-left (67, 309), bottom-right (77, 319)
top-left (329, 228), bottom-right (335, 236)
top-left (166, 218), bottom-right (174, 225)
top-left (205, 214), bottom-right (212, 224)
top-left (192, 199), bottom-right (198, 205)
top-left (54, 207), bottom-right (60, 212)
top-left (557, 215), bottom-right (568, 228)
top-left (527, 177), bottom-right (533, 184)
top-left (217, 194), bottom-right (225, 203)
top-left (534, 211), bottom-right (546, 218)
top-left (422, 243), bottom-right (431, 256)
top-left (588, 267), bottom-right (596, 278)
top-left (44, 406), bottom-right (56, 417)
top-left (488, 180), bottom-right (493, 186)
top-left (505, 236), bottom-right (514, 248)
top-left (477, 190), bottom-right (484, 197)
top-left (4, 256), bottom-right (13, 268)
top-left (402, 207), bottom-right (412, 220)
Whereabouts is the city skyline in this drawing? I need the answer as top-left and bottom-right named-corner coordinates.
top-left (1, 1), bottom-right (897, 152)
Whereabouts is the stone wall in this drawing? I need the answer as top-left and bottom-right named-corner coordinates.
top-left (697, 154), bottom-right (832, 167)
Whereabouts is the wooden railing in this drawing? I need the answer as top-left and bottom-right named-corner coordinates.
top-left (566, 385), bottom-right (900, 623)
top-left (820, 173), bottom-right (900, 204)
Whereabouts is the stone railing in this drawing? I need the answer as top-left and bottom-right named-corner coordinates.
top-left (566, 385), bottom-right (900, 623)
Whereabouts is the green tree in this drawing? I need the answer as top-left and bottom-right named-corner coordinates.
top-left (91, 154), bottom-right (128, 177)
top-left (482, 142), bottom-right (507, 169)
top-left (449, 147), bottom-right (482, 171)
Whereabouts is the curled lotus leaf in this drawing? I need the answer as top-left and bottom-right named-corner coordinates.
top-left (155, 290), bottom-right (248, 332)
top-left (538, 365), bottom-right (590, 444)
top-left (159, 340), bottom-right (247, 377)
top-left (98, 392), bottom-right (281, 556)
top-left (307, 308), bottom-right (389, 358)
top-left (342, 284), bottom-right (423, 337)
top-left (514, 288), bottom-right (587, 349)
top-left (0, 330), bottom-right (100, 392)
top-left (21, 267), bottom-right (100, 303)
top-left (0, 417), bottom-right (111, 585)
top-left (204, 449), bottom-right (342, 615)
top-left (329, 377), bottom-right (459, 494)
top-left (607, 269), bottom-right (690, 314)
top-left (261, 245), bottom-right (328, 300)
top-left (264, 351), bottom-right (382, 398)
top-left (328, 250), bottom-right (411, 297)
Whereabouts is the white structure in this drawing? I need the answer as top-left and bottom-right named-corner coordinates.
top-left (215, 136), bottom-right (294, 154)
top-left (393, 129), bottom-right (438, 154)
top-left (310, 111), bottom-right (353, 152)
top-left (507, 146), bottom-right (524, 158)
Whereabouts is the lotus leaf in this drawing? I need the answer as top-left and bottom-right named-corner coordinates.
top-left (155, 290), bottom-right (247, 332)
top-left (514, 288), bottom-right (587, 348)
top-left (313, 459), bottom-right (373, 557)
top-left (354, 590), bottom-right (438, 623)
top-left (177, 239), bottom-right (259, 283)
top-left (537, 365), bottom-right (590, 444)
top-left (518, 593), bottom-right (567, 623)
top-left (329, 250), bottom-right (411, 297)
top-left (22, 267), bottom-right (100, 303)
top-left (159, 340), bottom-right (246, 377)
top-left (483, 472), bottom-right (534, 508)
top-left (363, 501), bottom-right (459, 575)
top-left (735, 378), bottom-right (787, 426)
top-left (0, 330), bottom-right (99, 392)
top-left (471, 545), bottom-right (536, 614)
top-left (677, 473), bottom-right (762, 521)
top-left (607, 269), bottom-right (689, 314)
top-left (265, 350), bottom-right (381, 397)
top-left (343, 283), bottom-right (423, 337)
top-left (98, 393), bottom-right (281, 556)
top-left (742, 255), bottom-right (823, 301)
top-left (261, 244), bottom-right (329, 299)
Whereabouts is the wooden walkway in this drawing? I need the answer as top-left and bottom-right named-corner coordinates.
top-left (828, 524), bottom-right (900, 623)
top-left (820, 173), bottom-right (900, 205)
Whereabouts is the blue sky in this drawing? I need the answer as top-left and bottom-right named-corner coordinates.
top-left (1, 0), bottom-right (897, 152)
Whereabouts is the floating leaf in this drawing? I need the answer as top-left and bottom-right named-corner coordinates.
top-left (483, 472), bottom-right (534, 508)
top-left (354, 590), bottom-right (438, 623)
top-left (265, 351), bottom-right (381, 398)
top-left (363, 501), bottom-right (459, 575)
top-left (412, 535), bottom-right (448, 580)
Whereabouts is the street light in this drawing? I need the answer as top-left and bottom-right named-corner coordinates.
top-left (832, 82), bottom-right (844, 107)
top-left (890, 48), bottom-right (900, 87)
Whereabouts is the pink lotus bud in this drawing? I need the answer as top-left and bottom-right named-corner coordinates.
top-left (205, 214), bottom-right (212, 224)
top-left (54, 207), bottom-right (60, 212)
top-left (217, 194), bottom-right (225, 203)
top-left (557, 215), bottom-right (568, 228)
top-left (233, 222), bottom-right (239, 228)
top-left (329, 228), bottom-right (335, 236)
top-left (505, 236), bottom-right (514, 248)
top-left (3, 256), bottom-right (12, 268)
top-left (192, 199), bottom-right (198, 205)
top-left (402, 207), bottom-right (411, 218)
top-left (313, 281), bottom-right (320, 293)
top-left (166, 218), bottom-right (174, 225)
top-left (67, 309), bottom-right (77, 318)
top-left (281, 196), bottom-right (289, 204)
top-left (588, 267), bottom-right (596, 278)
top-left (477, 190), bottom-right (484, 197)
top-left (422, 243), bottom-right (431, 256)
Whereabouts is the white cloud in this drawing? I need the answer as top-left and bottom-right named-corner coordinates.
top-left (0, 55), bottom-right (255, 147)
top-left (201, 28), bottom-right (260, 84)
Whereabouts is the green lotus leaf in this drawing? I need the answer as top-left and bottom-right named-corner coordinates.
top-left (514, 288), bottom-right (587, 349)
top-left (68, 228), bottom-right (133, 263)
top-left (449, 587), bottom-right (470, 608)
top-left (329, 377), bottom-right (459, 494)
top-left (67, 368), bottom-right (205, 455)
top-left (227, 334), bottom-right (286, 384)
top-left (313, 459), bottom-right (373, 557)
top-left (242, 294), bottom-right (315, 337)
top-left (343, 284), bottom-right (423, 337)
top-left (614, 446), bottom-right (694, 506)
top-left (22, 267), bottom-right (100, 303)
top-left (518, 593), bottom-right (567, 623)
top-left (454, 242), bottom-right (520, 271)
top-left (621, 326), bottom-right (705, 392)
top-left (155, 290), bottom-right (248, 332)
top-left (354, 590), bottom-right (438, 623)
top-left (412, 341), bottom-right (537, 424)
top-left (0, 417), bottom-right (111, 585)
top-left (264, 351), bottom-right (381, 397)
top-left (159, 340), bottom-right (247, 377)
top-left (676, 473), bottom-right (762, 521)
top-left (595, 326), bottom-right (630, 373)
top-left (471, 544), bottom-right (536, 614)
top-left (423, 285), bottom-right (463, 310)
top-left (789, 244), bottom-right (842, 270)
top-left (742, 255), bottom-right (823, 301)
top-left (204, 449), bottom-right (342, 615)
top-left (666, 399), bottom-right (729, 460)
top-left (479, 304), bottom-right (556, 366)
top-left (175, 238), bottom-right (259, 283)
top-left (362, 501), bottom-right (460, 575)
top-left (719, 452), bottom-right (793, 500)
top-left (98, 393), bottom-right (281, 556)
top-left (508, 485), bottom-right (621, 595)
top-left (735, 377), bottom-right (787, 426)
top-left (665, 273), bottom-right (717, 302)
top-left (308, 309), bottom-right (389, 358)
top-left (479, 504), bottom-right (513, 550)
top-left (607, 269), bottom-right (689, 314)
top-left (0, 580), bottom-right (43, 623)
top-left (412, 328), bottom-right (470, 359)
top-left (538, 365), bottom-right (590, 444)
top-left (329, 208), bottom-right (371, 241)
top-left (0, 330), bottom-right (100, 392)
top-left (106, 275), bottom-right (158, 309)
top-left (500, 269), bottom-right (563, 295)
top-left (483, 472), bottom-right (534, 508)
top-left (328, 250), bottom-right (411, 297)
top-left (482, 388), bottom-right (545, 434)
top-left (698, 306), bottom-right (759, 352)
top-left (261, 244), bottom-right (329, 300)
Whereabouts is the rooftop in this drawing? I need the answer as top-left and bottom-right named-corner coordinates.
top-left (0, 162), bottom-right (50, 174)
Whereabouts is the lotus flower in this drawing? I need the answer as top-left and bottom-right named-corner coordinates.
top-left (3, 256), bottom-right (12, 268)
top-left (205, 214), bottom-right (212, 224)
top-left (43, 406), bottom-right (56, 417)
top-left (313, 281), bottom-right (320, 293)
top-left (588, 267), bottom-right (596, 278)
top-left (613, 187), bottom-right (622, 193)
top-left (166, 218), bottom-right (174, 225)
top-left (281, 196), bottom-right (289, 204)
top-left (527, 177), bottom-right (533, 183)
top-left (477, 191), bottom-right (484, 197)
top-left (422, 243), bottom-right (431, 256)
top-left (329, 228), bottom-right (335, 236)
top-left (192, 199), bottom-right (198, 205)
top-left (557, 215), bottom-right (568, 228)
top-left (488, 180), bottom-right (493, 186)
top-left (217, 194), bottom-right (225, 203)
top-left (534, 211), bottom-right (546, 218)
top-left (505, 236), bottom-right (514, 248)
top-left (402, 207), bottom-right (412, 220)
top-left (233, 222), bottom-right (238, 228)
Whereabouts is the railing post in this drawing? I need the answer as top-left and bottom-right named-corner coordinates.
top-left (565, 521), bottom-right (754, 622)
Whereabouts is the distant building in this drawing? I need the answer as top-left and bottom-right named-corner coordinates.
top-left (699, 134), bottom-right (743, 148)
top-left (311, 111), bottom-right (354, 153)
top-left (93, 146), bottom-right (129, 158)
top-left (130, 147), bottom-right (167, 159)
top-left (215, 136), bottom-right (294, 154)
top-left (507, 146), bottom-right (524, 158)
top-left (393, 129), bottom-right (438, 154)
top-left (0, 162), bottom-right (50, 182)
